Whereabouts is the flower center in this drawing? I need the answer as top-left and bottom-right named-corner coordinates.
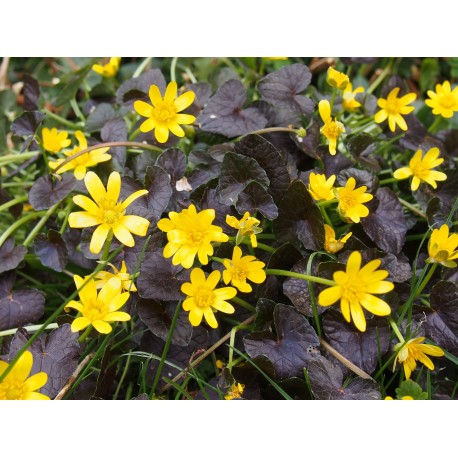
top-left (195, 288), bottom-right (214, 309)
top-left (322, 121), bottom-right (344, 139)
top-left (340, 277), bottom-right (363, 303)
top-left (385, 98), bottom-right (402, 115)
top-left (85, 300), bottom-right (107, 322)
top-left (339, 193), bottom-right (357, 211)
top-left (439, 94), bottom-right (455, 108)
top-left (189, 230), bottom-right (206, 245)
top-left (154, 104), bottom-right (176, 123)
top-left (232, 266), bottom-right (247, 283)
top-left (0, 380), bottom-right (28, 400)
top-left (410, 162), bottom-right (430, 180)
top-left (103, 209), bottom-right (121, 225)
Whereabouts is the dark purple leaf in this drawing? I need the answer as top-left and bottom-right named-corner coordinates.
top-left (345, 133), bottom-right (381, 173)
top-left (337, 167), bottom-right (378, 194)
top-left (29, 174), bottom-right (75, 210)
top-left (144, 166), bottom-right (173, 218)
top-left (137, 251), bottom-right (190, 301)
top-left (0, 288), bottom-right (45, 331)
top-left (273, 180), bottom-right (324, 251)
top-left (9, 324), bottom-right (80, 398)
top-left (0, 238), bottom-right (27, 274)
top-left (236, 181), bottom-right (278, 220)
top-left (101, 117), bottom-right (127, 168)
top-left (85, 103), bottom-right (117, 131)
top-left (22, 75), bottom-right (40, 111)
top-left (283, 258), bottom-right (328, 317)
top-left (234, 134), bottom-right (290, 204)
top-left (11, 111), bottom-right (45, 137)
top-left (413, 281), bottom-right (458, 354)
top-left (361, 188), bottom-right (407, 254)
top-left (258, 64), bottom-right (313, 114)
top-left (34, 229), bottom-right (68, 272)
top-left (244, 304), bottom-right (320, 380)
top-left (307, 355), bottom-right (381, 400)
top-left (198, 79), bottom-right (267, 137)
top-left (216, 152), bottom-right (270, 206)
top-left (116, 69), bottom-right (166, 108)
top-left (186, 82), bottom-right (212, 116)
top-left (137, 299), bottom-right (192, 346)
top-left (155, 148), bottom-right (186, 185)
top-left (323, 309), bottom-right (391, 374)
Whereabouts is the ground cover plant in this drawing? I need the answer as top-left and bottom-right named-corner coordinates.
top-left (0, 57), bottom-right (457, 400)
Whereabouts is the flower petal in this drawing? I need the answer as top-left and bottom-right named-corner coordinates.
top-left (134, 100), bottom-right (154, 118)
top-left (174, 91), bottom-right (195, 112)
top-left (203, 308), bottom-right (218, 328)
top-left (92, 320), bottom-right (112, 334)
top-left (84, 172), bottom-right (107, 205)
top-left (113, 224), bottom-right (135, 247)
top-left (71, 317), bottom-right (91, 332)
top-left (23, 372), bottom-right (47, 392)
top-left (107, 172), bottom-right (121, 202)
top-left (68, 211), bottom-right (101, 228)
top-left (120, 215), bottom-right (150, 236)
top-left (189, 307), bottom-right (203, 326)
top-left (318, 286), bottom-right (341, 306)
top-left (72, 195), bottom-right (100, 214)
top-left (90, 224), bottom-right (111, 254)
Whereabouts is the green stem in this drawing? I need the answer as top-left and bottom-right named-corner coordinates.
top-left (0, 323), bottom-right (58, 338)
top-left (0, 181), bottom-right (34, 188)
top-left (379, 177), bottom-right (398, 186)
top-left (319, 206), bottom-right (333, 227)
top-left (329, 87), bottom-right (337, 112)
top-left (70, 98), bottom-right (85, 122)
top-left (0, 211), bottom-right (46, 248)
top-left (51, 141), bottom-right (163, 173)
top-left (133, 57), bottom-right (153, 78)
top-left (43, 109), bottom-right (82, 129)
top-left (265, 268), bottom-right (335, 286)
top-left (23, 200), bottom-right (62, 247)
top-left (388, 316), bottom-right (405, 343)
top-left (100, 231), bottom-right (113, 264)
top-left (170, 56), bottom-right (178, 82)
top-left (59, 200), bottom-right (74, 234)
top-left (78, 325), bottom-right (93, 343)
top-left (0, 195), bottom-right (28, 213)
top-left (367, 63), bottom-right (392, 94)
top-left (114, 354), bottom-right (132, 400)
top-left (227, 324), bottom-right (252, 372)
top-left (0, 152), bottom-right (39, 166)
top-left (317, 198), bottom-right (338, 207)
top-left (128, 128), bottom-right (141, 141)
top-left (428, 116), bottom-right (442, 134)
top-left (234, 127), bottom-right (301, 142)
top-left (307, 252), bottom-right (322, 337)
top-left (414, 263), bottom-right (437, 301)
top-left (398, 198), bottom-right (427, 219)
top-left (231, 296), bottom-right (256, 313)
top-left (149, 300), bottom-right (182, 398)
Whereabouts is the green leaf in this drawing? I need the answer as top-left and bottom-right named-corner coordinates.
top-left (395, 379), bottom-right (428, 400)
top-left (419, 58), bottom-right (439, 94)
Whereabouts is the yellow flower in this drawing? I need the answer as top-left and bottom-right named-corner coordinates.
top-left (92, 57), bottom-right (121, 77)
top-left (374, 87), bottom-right (416, 132)
top-left (0, 351), bottom-right (49, 400)
top-left (393, 147), bottom-right (447, 191)
top-left (65, 275), bottom-right (130, 334)
top-left (326, 67), bottom-right (350, 90)
top-left (384, 395), bottom-right (414, 400)
top-left (324, 224), bottom-right (352, 254)
top-left (181, 268), bottom-right (236, 328)
top-left (225, 382), bottom-right (245, 400)
top-left (425, 80), bottom-right (458, 118)
top-left (48, 131), bottom-right (111, 180)
top-left (226, 212), bottom-right (263, 248)
top-left (394, 337), bottom-right (444, 380)
top-left (335, 177), bottom-right (373, 224)
top-left (308, 172), bottom-right (336, 202)
top-left (342, 83), bottom-right (364, 111)
top-left (94, 260), bottom-right (137, 292)
top-left (222, 245), bottom-right (266, 293)
top-left (318, 251), bottom-right (393, 332)
top-left (158, 204), bottom-right (229, 269)
top-left (426, 224), bottom-right (458, 268)
top-left (68, 171), bottom-right (150, 254)
top-left (319, 100), bottom-right (345, 155)
top-left (134, 81), bottom-right (195, 143)
top-left (42, 127), bottom-right (71, 153)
